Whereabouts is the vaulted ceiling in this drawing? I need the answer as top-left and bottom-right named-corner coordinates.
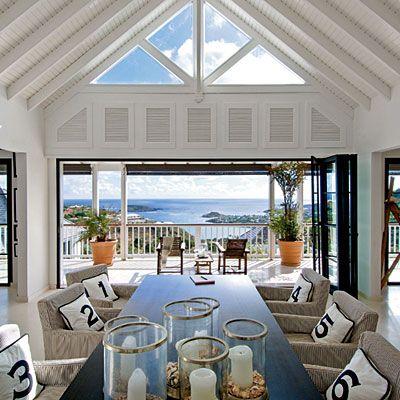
top-left (0, 0), bottom-right (399, 115)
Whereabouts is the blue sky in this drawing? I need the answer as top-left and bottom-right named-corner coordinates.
top-left (93, 2), bottom-right (305, 85)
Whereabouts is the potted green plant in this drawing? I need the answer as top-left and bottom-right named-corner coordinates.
top-left (269, 162), bottom-right (307, 267)
top-left (79, 211), bottom-right (117, 266)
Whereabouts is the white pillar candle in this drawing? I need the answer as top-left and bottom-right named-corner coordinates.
top-left (229, 345), bottom-right (253, 389)
top-left (189, 368), bottom-right (217, 400)
top-left (121, 335), bottom-right (137, 382)
top-left (127, 368), bottom-right (146, 400)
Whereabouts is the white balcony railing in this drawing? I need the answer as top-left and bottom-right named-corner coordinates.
top-left (62, 222), bottom-right (316, 260)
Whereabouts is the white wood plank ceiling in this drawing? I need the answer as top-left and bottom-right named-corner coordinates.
top-left (0, 0), bottom-right (399, 114)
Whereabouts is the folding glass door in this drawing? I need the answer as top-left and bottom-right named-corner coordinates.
top-left (311, 155), bottom-right (357, 296)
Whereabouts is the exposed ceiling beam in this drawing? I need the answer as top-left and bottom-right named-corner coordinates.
top-left (207, 0), bottom-right (355, 117)
top-left (204, 40), bottom-right (257, 86)
top-left (31, 0), bottom-right (186, 111)
top-left (264, 0), bottom-right (391, 99)
top-left (229, 0), bottom-right (371, 109)
top-left (358, 0), bottom-right (400, 35)
top-left (0, 0), bottom-right (39, 34)
top-left (307, 0), bottom-right (400, 76)
top-left (7, 0), bottom-right (137, 100)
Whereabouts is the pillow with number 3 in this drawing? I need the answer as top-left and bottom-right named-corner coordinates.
top-left (287, 273), bottom-right (313, 303)
top-left (81, 272), bottom-right (118, 301)
top-left (58, 292), bottom-right (104, 331)
top-left (0, 334), bottom-right (44, 400)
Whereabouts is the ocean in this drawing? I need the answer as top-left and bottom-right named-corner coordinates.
top-left (64, 198), bottom-right (271, 224)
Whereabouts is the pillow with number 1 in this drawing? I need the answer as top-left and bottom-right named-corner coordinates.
top-left (81, 272), bottom-right (119, 301)
top-left (58, 292), bottom-right (104, 331)
top-left (287, 273), bottom-right (313, 303)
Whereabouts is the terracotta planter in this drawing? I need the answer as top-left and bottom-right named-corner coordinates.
top-left (278, 240), bottom-right (304, 267)
top-left (91, 240), bottom-right (117, 266)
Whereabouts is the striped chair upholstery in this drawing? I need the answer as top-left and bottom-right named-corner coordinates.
top-left (256, 268), bottom-right (330, 316)
top-left (275, 290), bottom-right (379, 369)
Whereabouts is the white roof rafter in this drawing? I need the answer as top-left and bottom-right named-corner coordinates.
top-left (0, 0), bottom-right (40, 34)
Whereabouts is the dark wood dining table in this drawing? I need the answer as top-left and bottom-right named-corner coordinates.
top-left (61, 275), bottom-right (322, 399)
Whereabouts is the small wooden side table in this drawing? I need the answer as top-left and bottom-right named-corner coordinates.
top-left (194, 254), bottom-right (214, 275)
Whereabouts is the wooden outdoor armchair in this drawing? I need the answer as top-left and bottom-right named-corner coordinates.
top-left (156, 236), bottom-right (186, 274)
top-left (214, 239), bottom-right (249, 275)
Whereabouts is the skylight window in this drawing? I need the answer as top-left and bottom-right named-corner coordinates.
top-left (204, 3), bottom-right (250, 77)
top-left (213, 45), bottom-right (305, 85)
top-left (93, 46), bottom-right (183, 85)
top-left (147, 4), bottom-right (193, 76)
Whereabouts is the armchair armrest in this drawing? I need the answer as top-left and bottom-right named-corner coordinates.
top-left (112, 283), bottom-right (137, 299)
top-left (267, 301), bottom-right (322, 317)
top-left (256, 285), bottom-right (293, 301)
top-left (34, 358), bottom-right (86, 386)
top-left (291, 341), bottom-right (358, 369)
top-left (96, 307), bottom-right (121, 321)
top-left (305, 364), bottom-right (341, 393)
top-left (274, 313), bottom-right (320, 334)
top-left (213, 242), bottom-right (225, 253)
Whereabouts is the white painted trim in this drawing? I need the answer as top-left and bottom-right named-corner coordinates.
top-left (263, 102), bottom-right (299, 149)
top-left (194, 0), bottom-right (204, 94)
top-left (182, 103), bottom-right (217, 149)
top-left (0, 0), bottom-right (39, 35)
top-left (305, 101), bottom-right (348, 148)
top-left (205, 84), bottom-right (317, 94)
top-left (224, 102), bottom-right (257, 149)
top-left (358, 0), bottom-right (400, 35)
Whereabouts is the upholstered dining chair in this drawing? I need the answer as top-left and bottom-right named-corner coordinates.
top-left (156, 236), bottom-right (185, 274)
top-left (274, 290), bottom-right (379, 369)
top-left (256, 268), bottom-right (331, 316)
top-left (38, 283), bottom-right (119, 360)
top-left (306, 332), bottom-right (400, 399)
top-left (0, 323), bottom-right (85, 399)
top-left (65, 264), bottom-right (137, 309)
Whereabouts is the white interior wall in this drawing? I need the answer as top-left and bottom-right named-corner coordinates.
top-left (0, 87), bottom-right (48, 301)
top-left (355, 84), bottom-right (400, 299)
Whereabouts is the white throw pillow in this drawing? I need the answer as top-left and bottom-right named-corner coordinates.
top-left (288, 273), bottom-right (313, 303)
top-left (0, 334), bottom-right (44, 400)
top-left (311, 302), bottom-right (354, 344)
top-left (81, 273), bottom-right (118, 301)
top-left (58, 293), bottom-right (104, 331)
top-left (326, 348), bottom-right (391, 400)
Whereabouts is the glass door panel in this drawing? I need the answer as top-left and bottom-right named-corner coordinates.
top-left (0, 161), bottom-right (11, 285)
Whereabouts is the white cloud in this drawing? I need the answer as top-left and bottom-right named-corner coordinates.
top-left (204, 40), bottom-right (241, 76)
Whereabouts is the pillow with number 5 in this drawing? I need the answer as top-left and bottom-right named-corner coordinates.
top-left (0, 334), bottom-right (44, 400)
top-left (287, 273), bottom-right (313, 303)
top-left (81, 272), bottom-right (118, 301)
top-left (58, 293), bottom-right (104, 331)
top-left (326, 349), bottom-right (391, 400)
top-left (311, 302), bottom-right (354, 344)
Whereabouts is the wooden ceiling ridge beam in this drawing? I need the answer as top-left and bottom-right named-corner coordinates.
top-left (264, 0), bottom-right (391, 99)
top-left (229, 0), bottom-right (371, 110)
top-left (41, 0), bottom-right (188, 114)
top-left (307, 0), bottom-right (400, 76)
top-left (0, 0), bottom-right (94, 77)
top-left (207, 0), bottom-right (355, 117)
top-left (358, 0), bottom-right (400, 35)
top-left (7, 0), bottom-right (138, 100)
top-left (0, 0), bottom-right (39, 35)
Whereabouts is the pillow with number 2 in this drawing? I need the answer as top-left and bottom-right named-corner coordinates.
top-left (0, 334), bottom-right (44, 400)
top-left (58, 292), bottom-right (104, 331)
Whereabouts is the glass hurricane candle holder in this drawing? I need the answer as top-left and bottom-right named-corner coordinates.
top-left (190, 297), bottom-right (221, 336)
top-left (162, 300), bottom-right (213, 399)
top-left (103, 321), bottom-right (167, 400)
top-left (223, 319), bottom-right (268, 400)
top-left (178, 336), bottom-right (229, 400)
top-left (104, 315), bottom-right (149, 332)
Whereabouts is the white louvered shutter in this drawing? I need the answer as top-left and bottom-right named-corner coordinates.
top-left (187, 108), bottom-right (212, 143)
top-left (57, 109), bottom-right (87, 143)
top-left (104, 108), bottom-right (129, 143)
top-left (311, 108), bottom-right (340, 142)
top-left (146, 107), bottom-right (171, 143)
top-left (228, 108), bottom-right (253, 143)
top-left (269, 107), bottom-right (294, 143)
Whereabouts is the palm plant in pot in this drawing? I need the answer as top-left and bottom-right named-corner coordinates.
top-left (269, 162), bottom-right (307, 267)
top-left (79, 211), bottom-right (117, 266)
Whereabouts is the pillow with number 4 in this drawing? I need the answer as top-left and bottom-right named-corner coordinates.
top-left (58, 292), bottom-right (104, 331)
top-left (81, 272), bottom-right (118, 301)
top-left (312, 302), bottom-right (354, 344)
top-left (0, 334), bottom-right (44, 400)
top-left (326, 349), bottom-right (391, 400)
top-left (287, 273), bottom-right (313, 303)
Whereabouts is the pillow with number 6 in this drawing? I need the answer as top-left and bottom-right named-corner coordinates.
top-left (81, 272), bottom-right (118, 301)
top-left (0, 334), bottom-right (44, 400)
top-left (58, 292), bottom-right (104, 331)
top-left (326, 349), bottom-right (391, 400)
top-left (287, 273), bottom-right (313, 303)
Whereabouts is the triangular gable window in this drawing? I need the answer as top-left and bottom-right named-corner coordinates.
top-left (147, 3), bottom-right (193, 76)
top-left (214, 45), bottom-right (305, 85)
top-left (93, 46), bottom-right (183, 84)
